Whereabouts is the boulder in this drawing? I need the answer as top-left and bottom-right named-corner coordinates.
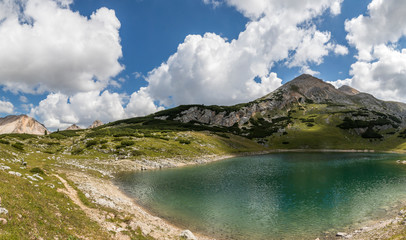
top-left (180, 230), bottom-right (197, 240)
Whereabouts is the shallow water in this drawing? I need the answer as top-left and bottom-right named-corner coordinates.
top-left (115, 152), bottom-right (406, 239)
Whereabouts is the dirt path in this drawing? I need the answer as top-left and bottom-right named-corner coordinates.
top-left (54, 174), bottom-right (131, 240)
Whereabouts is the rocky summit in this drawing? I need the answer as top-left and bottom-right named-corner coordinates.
top-left (88, 120), bottom-right (103, 129)
top-left (0, 115), bottom-right (48, 135)
top-left (66, 124), bottom-right (82, 131)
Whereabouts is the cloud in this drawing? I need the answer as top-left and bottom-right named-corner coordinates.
top-left (334, 44), bottom-right (349, 56)
top-left (330, 0), bottom-right (343, 16)
top-left (30, 91), bottom-right (127, 129)
top-left (203, 0), bottom-right (221, 8)
top-left (126, 87), bottom-right (164, 118)
top-left (0, 0), bottom-right (123, 94)
top-left (30, 89), bottom-right (163, 130)
top-left (344, 0), bottom-right (406, 102)
top-left (0, 100), bottom-right (14, 114)
top-left (136, 0), bottom-right (345, 108)
top-left (19, 95), bottom-right (28, 103)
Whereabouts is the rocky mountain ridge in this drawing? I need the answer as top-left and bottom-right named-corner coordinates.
top-left (151, 74), bottom-right (406, 140)
top-left (0, 115), bottom-right (48, 135)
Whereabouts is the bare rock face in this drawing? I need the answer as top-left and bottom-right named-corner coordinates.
top-left (66, 124), bottom-right (81, 131)
top-left (88, 120), bottom-right (103, 129)
top-left (0, 115), bottom-right (48, 135)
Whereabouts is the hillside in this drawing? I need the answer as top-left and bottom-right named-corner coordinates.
top-left (102, 74), bottom-right (406, 151)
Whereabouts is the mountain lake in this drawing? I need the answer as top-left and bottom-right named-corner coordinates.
top-left (114, 152), bottom-right (406, 239)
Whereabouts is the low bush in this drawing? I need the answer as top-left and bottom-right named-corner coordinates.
top-left (86, 140), bottom-right (99, 148)
top-left (30, 167), bottom-right (45, 175)
top-left (12, 142), bottom-right (24, 151)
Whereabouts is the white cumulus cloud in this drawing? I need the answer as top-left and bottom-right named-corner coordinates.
top-left (132, 0), bottom-right (346, 108)
top-left (344, 0), bottom-right (406, 102)
top-left (0, 0), bottom-right (123, 94)
top-left (30, 91), bottom-right (126, 129)
top-left (0, 100), bottom-right (14, 114)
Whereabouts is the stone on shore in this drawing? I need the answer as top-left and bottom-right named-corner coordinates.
top-left (180, 229), bottom-right (197, 240)
top-left (336, 232), bottom-right (347, 237)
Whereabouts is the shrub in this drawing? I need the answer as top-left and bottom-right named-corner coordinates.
top-left (362, 127), bottom-right (383, 139)
top-left (86, 140), bottom-right (99, 148)
top-left (120, 140), bottom-right (135, 147)
top-left (12, 142), bottom-right (24, 151)
top-left (71, 147), bottom-right (84, 155)
top-left (30, 167), bottom-right (45, 175)
top-left (0, 139), bottom-right (10, 145)
top-left (178, 139), bottom-right (191, 144)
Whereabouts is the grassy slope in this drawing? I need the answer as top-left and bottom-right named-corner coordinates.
top-left (263, 103), bottom-right (406, 151)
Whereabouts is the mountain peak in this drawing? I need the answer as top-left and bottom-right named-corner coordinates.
top-left (66, 124), bottom-right (81, 131)
top-left (287, 74), bottom-right (326, 86)
top-left (0, 115), bottom-right (48, 135)
top-left (88, 120), bottom-right (103, 129)
top-left (338, 85), bottom-right (360, 95)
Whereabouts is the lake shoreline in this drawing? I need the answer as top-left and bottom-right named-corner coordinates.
top-left (65, 150), bottom-right (406, 240)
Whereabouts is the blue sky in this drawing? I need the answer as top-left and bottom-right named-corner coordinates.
top-left (0, 0), bottom-right (406, 130)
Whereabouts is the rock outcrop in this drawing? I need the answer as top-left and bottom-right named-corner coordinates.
top-left (88, 120), bottom-right (103, 129)
top-left (66, 124), bottom-right (81, 131)
top-left (0, 115), bottom-right (48, 135)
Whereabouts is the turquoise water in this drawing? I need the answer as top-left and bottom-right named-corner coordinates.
top-left (115, 153), bottom-right (406, 239)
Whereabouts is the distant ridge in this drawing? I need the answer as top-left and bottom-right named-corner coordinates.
top-left (0, 115), bottom-right (48, 135)
top-left (66, 124), bottom-right (81, 131)
top-left (88, 120), bottom-right (103, 129)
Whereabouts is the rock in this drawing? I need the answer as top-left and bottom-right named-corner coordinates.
top-left (0, 207), bottom-right (8, 215)
top-left (180, 230), bottom-right (197, 240)
top-left (88, 120), bottom-right (103, 129)
top-left (336, 232), bottom-right (347, 237)
top-left (0, 218), bottom-right (6, 225)
top-left (399, 209), bottom-right (406, 215)
top-left (8, 171), bottom-right (22, 177)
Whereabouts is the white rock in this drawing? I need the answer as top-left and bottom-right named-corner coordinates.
top-left (0, 165), bottom-right (10, 170)
top-left (8, 171), bottom-right (22, 177)
top-left (0, 208), bottom-right (8, 215)
top-left (26, 175), bottom-right (38, 181)
top-left (0, 218), bottom-right (7, 225)
top-left (336, 232), bottom-right (347, 237)
top-left (180, 230), bottom-right (197, 240)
